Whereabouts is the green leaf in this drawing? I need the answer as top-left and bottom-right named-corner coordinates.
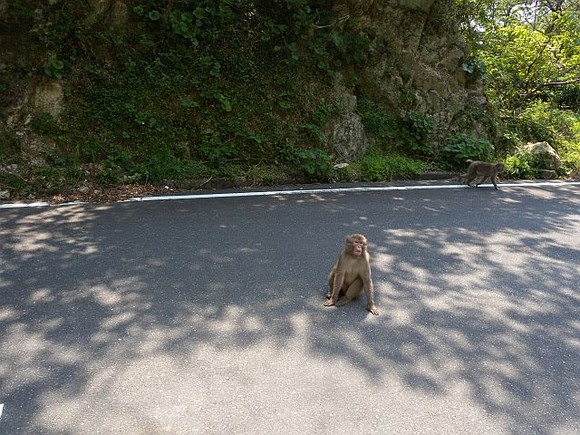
top-left (218, 95), bottom-right (232, 112)
top-left (148, 10), bottom-right (161, 21)
top-left (193, 8), bottom-right (207, 20)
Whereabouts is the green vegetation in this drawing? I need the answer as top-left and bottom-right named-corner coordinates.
top-left (359, 154), bottom-right (428, 181)
top-left (331, 154), bottom-right (428, 182)
top-left (0, 0), bottom-right (579, 199)
top-left (357, 99), bottom-right (435, 158)
top-left (441, 134), bottom-right (494, 169)
top-left (456, 0), bottom-right (580, 175)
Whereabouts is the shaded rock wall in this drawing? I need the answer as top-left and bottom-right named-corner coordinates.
top-left (0, 0), bottom-right (490, 165)
top-left (326, 0), bottom-right (490, 158)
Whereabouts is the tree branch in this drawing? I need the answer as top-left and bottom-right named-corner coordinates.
top-left (523, 78), bottom-right (580, 100)
top-left (537, 78), bottom-right (580, 88)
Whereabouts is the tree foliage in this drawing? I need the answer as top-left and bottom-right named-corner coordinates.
top-left (456, 0), bottom-right (580, 153)
top-left (1, 0), bottom-right (579, 199)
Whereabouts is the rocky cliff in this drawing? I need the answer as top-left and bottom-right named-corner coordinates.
top-left (0, 0), bottom-right (492, 197)
top-left (326, 0), bottom-right (490, 159)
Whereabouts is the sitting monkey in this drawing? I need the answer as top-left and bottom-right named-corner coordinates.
top-left (325, 234), bottom-right (378, 315)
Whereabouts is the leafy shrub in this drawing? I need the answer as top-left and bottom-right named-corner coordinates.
top-left (0, 131), bottom-right (21, 158)
top-left (517, 102), bottom-right (557, 143)
top-left (331, 162), bottom-right (360, 182)
top-left (0, 170), bottom-right (29, 193)
top-left (461, 58), bottom-right (486, 83)
top-left (559, 120), bottom-right (580, 172)
top-left (404, 112), bottom-right (435, 138)
top-left (358, 100), bottom-right (435, 156)
top-left (245, 164), bottom-right (287, 185)
top-left (328, 30), bottom-right (372, 67)
top-left (553, 85), bottom-right (580, 112)
top-left (358, 98), bottom-right (398, 144)
top-left (402, 112), bottom-right (435, 157)
top-left (441, 134), bottom-right (494, 169)
top-left (560, 148), bottom-right (580, 172)
top-left (360, 156), bottom-right (386, 181)
top-left (360, 154), bottom-right (427, 181)
top-left (44, 55), bottom-right (65, 79)
top-left (30, 112), bottom-right (63, 136)
top-left (296, 149), bottom-right (332, 182)
top-left (517, 101), bottom-right (578, 147)
top-left (197, 136), bottom-right (236, 169)
top-left (35, 161), bottom-right (85, 186)
top-left (502, 152), bottom-right (541, 179)
top-left (136, 152), bottom-right (195, 183)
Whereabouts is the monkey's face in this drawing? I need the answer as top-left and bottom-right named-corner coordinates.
top-left (349, 237), bottom-right (367, 256)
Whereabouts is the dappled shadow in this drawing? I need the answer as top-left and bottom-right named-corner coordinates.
top-left (0, 184), bottom-right (578, 433)
top-left (311, 185), bottom-right (580, 433)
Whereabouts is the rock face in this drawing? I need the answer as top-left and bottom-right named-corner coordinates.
top-left (523, 141), bottom-right (562, 170)
top-left (326, 77), bottom-right (370, 161)
top-left (5, 78), bottom-right (64, 128)
top-left (538, 169), bottom-right (558, 179)
top-left (86, 0), bottom-right (129, 25)
top-left (330, 0), bottom-right (491, 155)
top-left (0, 0), bottom-right (491, 168)
top-left (29, 78), bottom-right (65, 117)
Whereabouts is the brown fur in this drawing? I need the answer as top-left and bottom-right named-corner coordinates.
top-left (464, 159), bottom-right (505, 190)
top-left (325, 234), bottom-right (378, 315)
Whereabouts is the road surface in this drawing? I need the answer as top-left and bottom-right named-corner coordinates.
top-left (1, 181), bottom-right (579, 434)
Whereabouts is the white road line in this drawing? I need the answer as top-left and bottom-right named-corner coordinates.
top-left (0, 403), bottom-right (4, 420)
top-left (0, 181), bottom-right (579, 209)
top-left (124, 181), bottom-right (580, 202)
top-left (0, 201), bottom-right (52, 209)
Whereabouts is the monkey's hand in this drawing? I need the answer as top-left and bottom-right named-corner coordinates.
top-left (367, 304), bottom-right (379, 316)
top-left (323, 299), bottom-right (335, 307)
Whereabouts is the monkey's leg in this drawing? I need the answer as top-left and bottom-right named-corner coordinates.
top-left (491, 176), bottom-right (500, 190)
top-left (475, 176), bottom-right (490, 187)
top-left (324, 271), bottom-right (342, 306)
top-left (327, 287), bottom-right (346, 301)
top-left (326, 270), bottom-right (335, 299)
top-left (336, 279), bottom-right (363, 307)
top-left (324, 284), bottom-right (345, 306)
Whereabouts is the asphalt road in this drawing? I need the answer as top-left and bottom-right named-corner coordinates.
top-left (1, 181), bottom-right (579, 434)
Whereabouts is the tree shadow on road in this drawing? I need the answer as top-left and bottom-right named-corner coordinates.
top-left (313, 185), bottom-right (580, 434)
top-left (0, 185), bottom-right (578, 433)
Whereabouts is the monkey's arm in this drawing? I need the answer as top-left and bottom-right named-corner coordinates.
top-left (363, 264), bottom-right (379, 315)
top-left (324, 268), bottom-right (344, 306)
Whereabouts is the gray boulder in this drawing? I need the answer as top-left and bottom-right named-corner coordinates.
top-left (523, 141), bottom-right (562, 170)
